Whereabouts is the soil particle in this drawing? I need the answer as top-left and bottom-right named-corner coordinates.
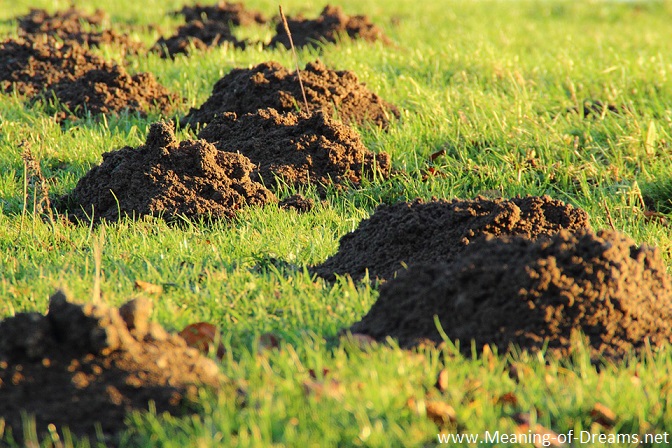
top-left (0, 35), bottom-right (107, 96)
top-left (42, 64), bottom-right (180, 119)
top-left (269, 5), bottom-right (391, 49)
top-left (17, 7), bottom-right (144, 53)
top-left (313, 196), bottom-right (591, 282)
top-left (152, 19), bottom-right (247, 58)
top-left (62, 121), bottom-right (275, 223)
top-left (197, 108), bottom-right (391, 190)
top-left (0, 290), bottom-right (221, 445)
top-left (174, 1), bottom-right (267, 25)
top-left (182, 60), bottom-right (399, 129)
top-left (349, 229), bottom-right (672, 360)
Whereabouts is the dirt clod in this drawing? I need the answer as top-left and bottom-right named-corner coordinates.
top-left (62, 121), bottom-right (275, 223)
top-left (198, 108), bottom-right (391, 191)
top-left (349, 229), bottom-right (672, 360)
top-left (279, 194), bottom-right (315, 213)
top-left (0, 290), bottom-right (221, 444)
top-left (181, 60), bottom-right (399, 129)
top-left (313, 196), bottom-right (591, 282)
top-left (269, 5), bottom-right (391, 49)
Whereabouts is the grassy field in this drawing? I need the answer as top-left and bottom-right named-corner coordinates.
top-left (1, 0), bottom-right (672, 446)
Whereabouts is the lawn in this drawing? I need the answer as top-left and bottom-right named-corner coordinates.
top-left (1, 0), bottom-right (672, 446)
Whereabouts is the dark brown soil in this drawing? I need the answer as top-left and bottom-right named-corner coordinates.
top-left (269, 5), bottom-right (391, 49)
top-left (181, 60), bottom-right (399, 129)
top-left (279, 194), bottom-right (315, 213)
top-left (313, 196), bottom-right (591, 282)
top-left (62, 121), bottom-right (276, 223)
top-left (350, 229), bottom-right (672, 360)
top-left (42, 64), bottom-right (180, 119)
top-left (197, 108), bottom-right (391, 190)
top-left (0, 36), bottom-right (107, 96)
top-left (17, 7), bottom-right (144, 53)
top-left (0, 291), bottom-right (221, 445)
top-left (174, 1), bottom-right (267, 25)
top-left (152, 19), bottom-right (247, 58)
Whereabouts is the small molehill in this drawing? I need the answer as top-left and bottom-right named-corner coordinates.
top-left (62, 121), bottom-right (275, 223)
top-left (269, 5), bottom-right (391, 49)
top-left (313, 196), bottom-right (590, 282)
top-left (174, 1), bottom-right (267, 25)
top-left (181, 60), bottom-right (399, 129)
top-left (42, 64), bottom-right (180, 119)
top-left (0, 36), bottom-right (106, 96)
top-left (0, 291), bottom-right (221, 445)
top-left (350, 229), bottom-right (672, 360)
top-left (152, 19), bottom-right (247, 58)
top-left (16, 7), bottom-right (144, 53)
top-left (198, 108), bottom-right (391, 191)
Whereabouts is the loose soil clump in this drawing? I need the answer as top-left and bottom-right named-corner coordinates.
top-left (0, 36), bottom-right (106, 96)
top-left (197, 108), bottom-right (391, 191)
top-left (152, 19), bottom-right (247, 58)
top-left (17, 7), bottom-right (144, 53)
top-left (269, 5), bottom-right (391, 49)
top-left (313, 196), bottom-right (591, 282)
top-left (349, 229), bottom-right (672, 360)
top-left (62, 121), bottom-right (275, 223)
top-left (0, 291), bottom-right (221, 444)
top-left (174, 1), bottom-right (267, 25)
top-left (181, 60), bottom-right (399, 129)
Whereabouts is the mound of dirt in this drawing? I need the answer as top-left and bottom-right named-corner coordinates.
top-left (17, 7), bottom-right (144, 53)
top-left (42, 64), bottom-right (180, 119)
top-left (0, 36), bottom-right (106, 96)
top-left (174, 1), bottom-right (267, 25)
top-left (350, 229), bottom-right (672, 360)
top-left (313, 196), bottom-right (591, 282)
top-left (62, 121), bottom-right (275, 223)
top-left (0, 291), bottom-right (221, 444)
top-left (269, 5), bottom-right (391, 49)
top-left (198, 108), bottom-right (391, 190)
top-left (181, 60), bottom-right (399, 129)
top-left (152, 19), bottom-right (246, 58)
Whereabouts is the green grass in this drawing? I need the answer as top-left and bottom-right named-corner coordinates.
top-left (2, 0), bottom-right (672, 446)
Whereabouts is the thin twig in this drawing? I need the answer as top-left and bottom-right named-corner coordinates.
top-left (603, 200), bottom-right (617, 231)
top-left (279, 5), bottom-right (310, 114)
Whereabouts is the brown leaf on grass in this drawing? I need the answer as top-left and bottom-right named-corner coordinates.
top-left (495, 391), bottom-right (518, 407)
top-left (134, 279), bottom-right (163, 295)
top-left (308, 368), bottom-right (330, 379)
top-left (590, 403), bottom-right (617, 429)
top-left (178, 322), bottom-right (225, 359)
top-left (425, 400), bottom-right (458, 426)
top-left (643, 210), bottom-right (669, 226)
top-left (436, 369), bottom-right (449, 392)
top-left (429, 149), bottom-right (446, 161)
top-left (302, 379), bottom-right (344, 401)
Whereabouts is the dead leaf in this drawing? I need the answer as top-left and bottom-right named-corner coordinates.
top-left (643, 210), bottom-right (669, 225)
top-left (178, 322), bottom-right (225, 359)
top-left (590, 403), bottom-right (616, 428)
top-left (436, 369), bottom-right (449, 392)
top-left (134, 280), bottom-right (163, 295)
top-left (308, 368), bottom-right (330, 379)
top-left (429, 149), bottom-right (446, 161)
top-left (425, 400), bottom-right (457, 426)
top-left (495, 392), bottom-right (518, 407)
